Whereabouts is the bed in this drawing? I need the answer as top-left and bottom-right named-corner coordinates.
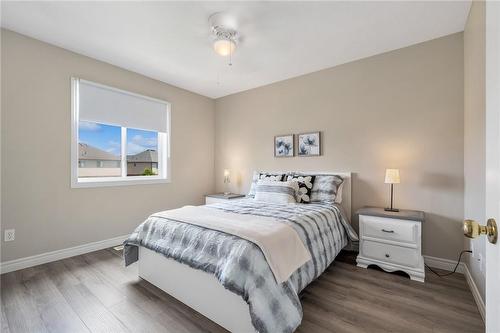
top-left (124, 172), bottom-right (357, 333)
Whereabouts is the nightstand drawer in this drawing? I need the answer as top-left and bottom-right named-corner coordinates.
top-left (361, 240), bottom-right (419, 267)
top-left (360, 215), bottom-right (418, 244)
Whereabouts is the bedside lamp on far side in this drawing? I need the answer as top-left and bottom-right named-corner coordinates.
top-left (384, 169), bottom-right (400, 212)
top-left (223, 169), bottom-right (231, 196)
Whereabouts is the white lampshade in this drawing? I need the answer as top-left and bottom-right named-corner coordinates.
top-left (384, 169), bottom-right (400, 184)
top-left (223, 169), bottom-right (231, 183)
top-left (213, 39), bottom-right (236, 57)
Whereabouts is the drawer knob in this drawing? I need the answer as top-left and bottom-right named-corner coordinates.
top-left (385, 254), bottom-right (390, 258)
top-left (381, 229), bottom-right (395, 233)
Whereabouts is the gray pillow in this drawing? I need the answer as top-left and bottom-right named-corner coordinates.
top-left (286, 173), bottom-right (343, 203)
top-left (254, 180), bottom-right (298, 204)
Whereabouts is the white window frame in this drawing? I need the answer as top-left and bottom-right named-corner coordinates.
top-left (71, 77), bottom-right (171, 188)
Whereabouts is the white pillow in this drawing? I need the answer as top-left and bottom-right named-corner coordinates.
top-left (254, 180), bottom-right (298, 204)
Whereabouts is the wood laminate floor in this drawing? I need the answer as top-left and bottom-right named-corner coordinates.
top-left (1, 249), bottom-right (484, 333)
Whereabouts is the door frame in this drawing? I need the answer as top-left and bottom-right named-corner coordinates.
top-left (485, 1), bottom-right (500, 331)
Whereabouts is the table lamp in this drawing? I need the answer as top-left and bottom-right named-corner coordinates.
top-left (384, 169), bottom-right (400, 212)
top-left (223, 169), bottom-right (231, 195)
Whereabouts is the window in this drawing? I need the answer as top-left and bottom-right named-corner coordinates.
top-left (71, 78), bottom-right (170, 188)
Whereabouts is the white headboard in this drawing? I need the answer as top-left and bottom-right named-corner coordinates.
top-left (330, 172), bottom-right (352, 219)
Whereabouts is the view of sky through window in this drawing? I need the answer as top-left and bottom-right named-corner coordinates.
top-left (126, 128), bottom-right (158, 176)
top-left (78, 121), bottom-right (158, 156)
top-left (78, 121), bottom-right (122, 178)
top-left (79, 121), bottom-right (121, 156)
top-left (126, 128), bottom-right (158, 155)
top-left (78, 121), bottom-right (159, 177)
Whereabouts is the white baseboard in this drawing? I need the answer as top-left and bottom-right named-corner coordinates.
top-left (463, 263), bottom-right (486, 321)
top-left (0, 235), bottom-right (128, 274)
top-left (423, 255), bottom-right (465, 273)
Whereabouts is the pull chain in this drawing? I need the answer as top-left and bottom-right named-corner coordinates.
top-left (228, 39), bottom-right (232, 66)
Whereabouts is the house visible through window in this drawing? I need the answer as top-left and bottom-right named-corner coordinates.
top-left (72, 78), bottom-right (170, 187)
top-left (78, 121), bottom-right (121, 177)
top-left (126, 128), bottom-right (159, 176)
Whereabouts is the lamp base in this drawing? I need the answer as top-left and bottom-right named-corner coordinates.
top-left (384, 208), bottom-right (400, 212)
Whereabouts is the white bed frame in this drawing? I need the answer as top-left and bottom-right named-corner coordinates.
top-left (138, 172), bottom-right (352, 332)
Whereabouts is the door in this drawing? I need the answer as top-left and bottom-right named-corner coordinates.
top-left (485, 1), bottom-right (500, 330)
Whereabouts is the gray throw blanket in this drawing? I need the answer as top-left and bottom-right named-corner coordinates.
top-left (124, 199), bottom-right (358, 333)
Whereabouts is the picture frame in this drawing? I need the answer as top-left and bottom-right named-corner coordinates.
top-left (297, 131), bottom-right (321, 156)
top-left (274, 134), bottom-right (294, 157)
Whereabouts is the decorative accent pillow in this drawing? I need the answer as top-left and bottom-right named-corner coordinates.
top-left (248, 171), bottom-right (285, 197)
top-left (286, 174), bottom-right (316, 203)
top-left (309, 174), bottom-right (344, 203)
top-left (254, 180), bottom-right (298, 204)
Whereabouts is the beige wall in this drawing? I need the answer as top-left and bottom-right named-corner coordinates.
top-left (1, 28), bottom-right (467, 264)
top-left (215, 33), bottom-right (464, 260)
top-left (464, 1), bottom-right (486, 300)
top-left (1, 30), bottom-right (215, 262)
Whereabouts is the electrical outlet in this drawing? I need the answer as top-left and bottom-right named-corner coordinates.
top-left (4, 229), bottom-right (15, 242)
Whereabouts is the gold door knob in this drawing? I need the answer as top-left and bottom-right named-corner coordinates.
top-left (463, 218), bottom-right (498, 244)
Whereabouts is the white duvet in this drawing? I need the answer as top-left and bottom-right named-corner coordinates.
top-left (153, 205), bottom-right (312, 283)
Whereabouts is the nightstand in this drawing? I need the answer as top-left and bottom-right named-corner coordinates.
top-left (356, 207), bottom-right (425, 282)
top-left (205, 193), bottom-right (246, 205)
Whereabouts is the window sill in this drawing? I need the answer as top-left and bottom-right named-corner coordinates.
top-left (71, 176), bottom-right (170, 188)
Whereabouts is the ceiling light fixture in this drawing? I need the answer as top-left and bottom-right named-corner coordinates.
top-left (212, 29), bottom-right (237, 57)
top-left (209, 12), bottom-right (238, 66)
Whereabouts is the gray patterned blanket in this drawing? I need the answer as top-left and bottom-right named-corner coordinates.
top-left (124, 199), bottom-right (358, 333)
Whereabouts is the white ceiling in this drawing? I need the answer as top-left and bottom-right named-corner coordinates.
top-left (1, 1), bottom-right (471, 99)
